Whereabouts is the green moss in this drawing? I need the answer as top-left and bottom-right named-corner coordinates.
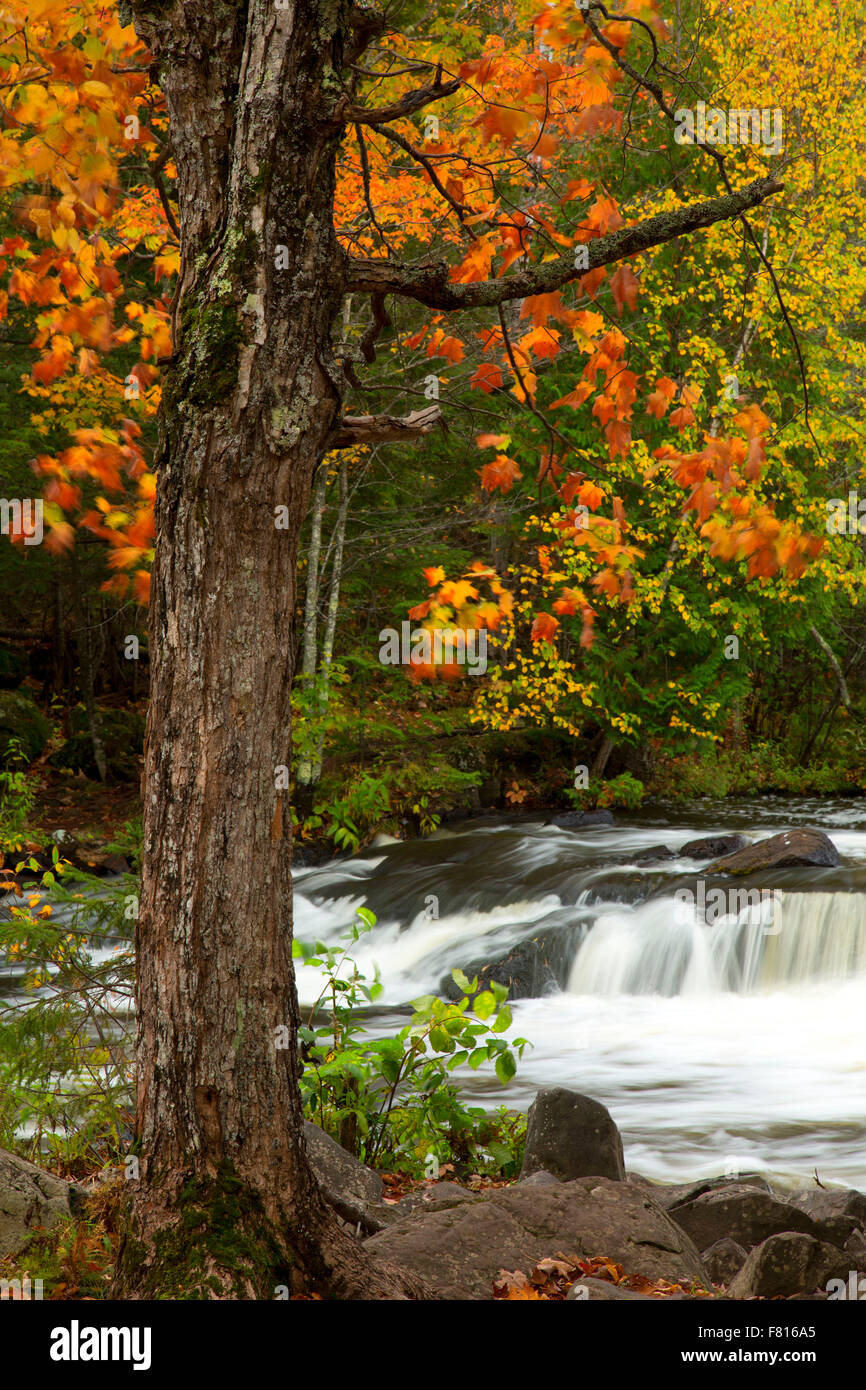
top-left (123, 1163), bottom-right (293, 1300)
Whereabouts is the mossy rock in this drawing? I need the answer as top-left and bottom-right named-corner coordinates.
top-left (0, 690), bottom-right (51, 765)
top-left (0, 644), bottom-right (27, 690)
top-left (49, 707), bottom-right (145, 781)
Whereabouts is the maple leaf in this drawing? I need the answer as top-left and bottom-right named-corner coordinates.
top-left (669, 404), bottom-right (696, 431)
top-left (531, 612), bottom-right (559, 644)
top-left (471, 362), bottom-right (504, 393)
top-left (610, 264), bottom-right (639, 313)
top-left (645, 376), bottom-right (677, 418)
top-left (480, 454), bottom-right (522, 494)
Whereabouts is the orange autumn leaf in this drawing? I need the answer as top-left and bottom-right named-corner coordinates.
top-left (480, 454), bottom-right (522, 494)
top-left (531, 612), bottom-right (559, 643)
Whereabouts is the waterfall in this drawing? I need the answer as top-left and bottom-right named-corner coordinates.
top-left (568, 891), bottom-right (866, 996)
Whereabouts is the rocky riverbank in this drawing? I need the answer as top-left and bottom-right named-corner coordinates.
top-left (4, 1087), bottom-right (864, 1300)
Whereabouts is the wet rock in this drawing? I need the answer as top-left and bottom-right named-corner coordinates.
top-left (442, 932), bottom-right (576, 1003)
top-left (726, 1233), bottom-right (859, 1299)
top-left (520, 1088), bottom-right (625, 1183)
top-left (679, 834), bottom-right (748, 860)
top-left (632, 845), bottom-right (676, 864)
top-left (667, 1185), bottom-right (821, 1251)
top-left (0, 1149), bottom-right (87, 1258)
top-left (707, 829), bottom-right (841, 875)
top-left (303, 1121), bottom-right (392, 1234)
top-left (547, 809), bottom-right (615, 829)
top-left (365, 1176), bottom-right (709, 1298)
top-left (702, 1238), bottom-right (749, 1286)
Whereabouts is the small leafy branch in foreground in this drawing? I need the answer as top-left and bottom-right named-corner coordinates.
top-left (0, 855), bottom-right (135, 1170)
top-left (295, 908), bottom-right (530, 1177)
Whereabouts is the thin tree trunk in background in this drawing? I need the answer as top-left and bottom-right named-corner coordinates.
top-left (591, 734), bottom-right (614, 780)
top-left (295, 462), bottom-right (329, 801)
top-left (311, 457), bottom-right (349, 785)
top-left (69, 549), bottom-right (108, 782)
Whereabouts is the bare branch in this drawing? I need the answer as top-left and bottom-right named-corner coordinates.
top-left (328, 404), bottom-right (444, 448)
top-left (346, 176), bottom-right (784, 308)
top-left (376, 123), bottom-right (467, 223)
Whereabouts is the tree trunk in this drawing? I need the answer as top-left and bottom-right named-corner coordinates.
top-left (114, 0), bottom-right (424, 1301)
top-left (310, 457), bottom-right (349, 785)
top-left (294, 460), bottom-right (329, 812)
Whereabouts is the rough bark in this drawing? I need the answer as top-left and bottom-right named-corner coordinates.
top-left (114, 0), bottom-right (423, 1300)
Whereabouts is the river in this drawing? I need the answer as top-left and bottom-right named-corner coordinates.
top-left (292, 797), bottom-right (866, 1189)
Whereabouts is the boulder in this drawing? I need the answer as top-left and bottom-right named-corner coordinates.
top-left (520, 1088), bottom-right (625, 1184)
top-left (632, 845), bottom-right (676, 864)
top-left (547, 809), bottom-right (615, 829)
top-left (788, 1186), bottom-right (866, 1228)
top-left (365, 1177), bottom-right (709, 1299)
top-left (303, 1121), bottom-right (392, 1234)
top-left (442, 932), bottom-right (577, 1003)
top-left (679, 834), bottom-right (748, 861)
top-left (707, 829), bottom-right (840, 875)
top-left (727, 1233), bottom-right (859, 1299)
top-left (391, 1182), bottom-right (476, 1218)
top-left (702, 1238), bottom-right (748, 1286)
top-left (0, 1148), bottom-right (87, 1258)
top-left (667, 1185), bottom-right (821, 1251)
top-left (0, 690), bottom-right (51, 766)
top-left (650, 1175), bottom-right (772, 1210)
top-left (517, 1170), bottom-right (560, 1188)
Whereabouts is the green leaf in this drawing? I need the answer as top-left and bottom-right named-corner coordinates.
top-left (356, 906), bottom-right (377, 929)
top-left (495, 1051), bottom-right (516, 1084)
top-left (450, 967), bottom-right (476, 994)
top-left (492, 1005), bottom-right (512, 1033)
top-left (468, 1048), bottom-right (488, 1070)
top-left (429, 1026), bottom-right (455, 1053)
top-left (473, 990), bottom-right (496, 1021)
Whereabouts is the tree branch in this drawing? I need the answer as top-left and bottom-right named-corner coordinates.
top-left (342, 75), bottom-right (461, 126)
top-left (809, 626), bottom-right (851, 709)
top-left (327, 404), bottom-right (444, 448)
top-left (376, 124), bottom-right (467, 222)
top-left (346, 176), bottom-right (784, 308)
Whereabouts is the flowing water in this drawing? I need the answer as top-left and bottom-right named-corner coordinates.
top-left (292, 798), bottom-right (866, 1189)
top-left (3, 796), bottom-right (864, 1186)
